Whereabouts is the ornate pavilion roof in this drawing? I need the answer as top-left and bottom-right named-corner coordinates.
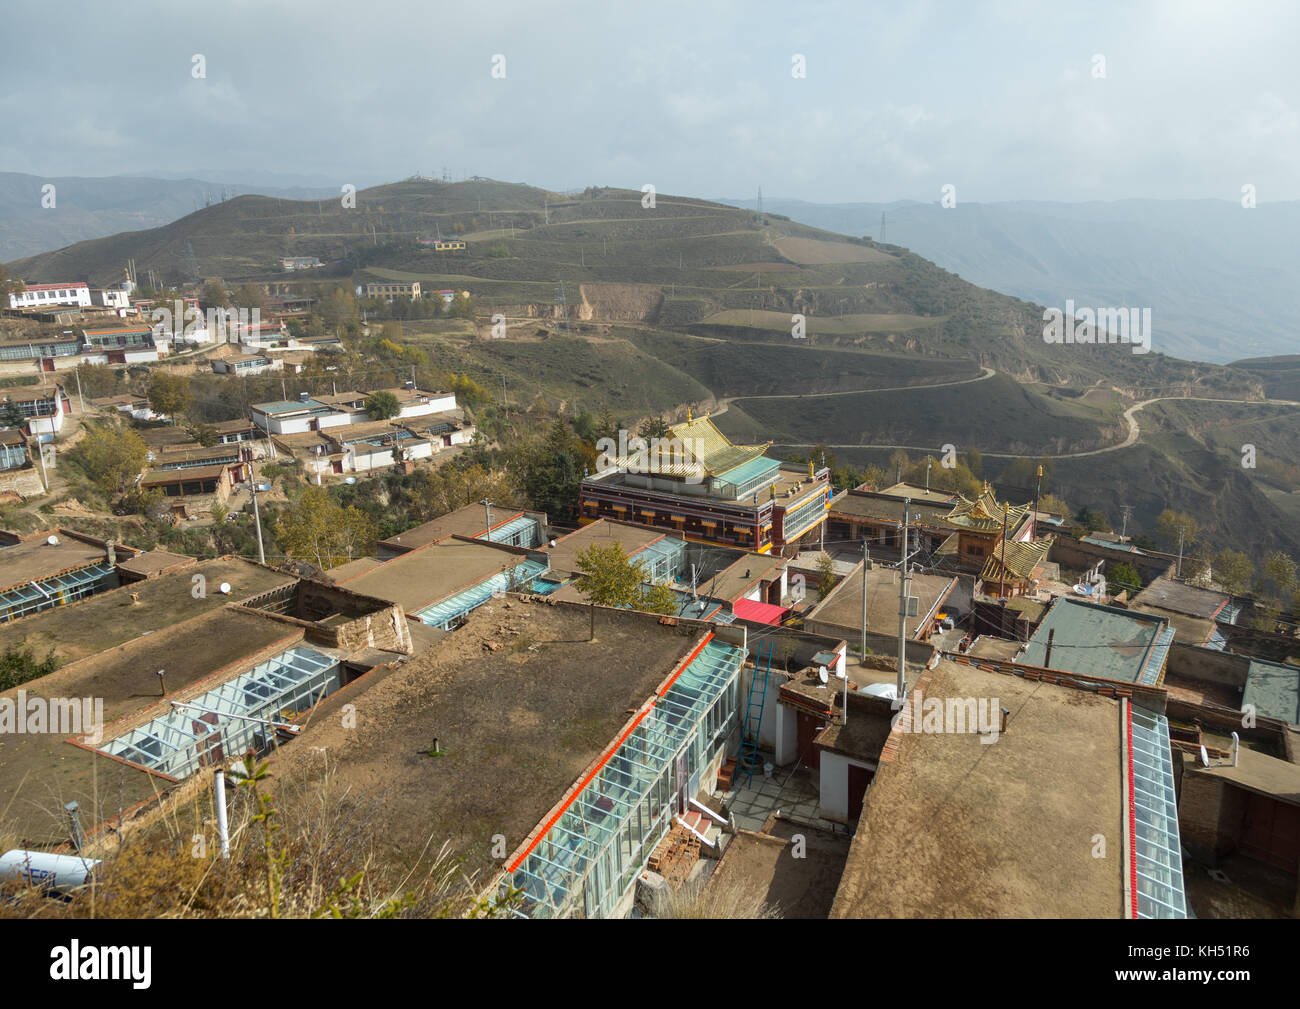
top-left (941, 483), bottom-right (1033, 533)
top-left (606, 412), bottom-right (771, 480)
top-left (979, 535), bottom-right (1055, 585)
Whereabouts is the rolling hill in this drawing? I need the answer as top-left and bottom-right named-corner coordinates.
top-left (718, 196), bottom-right (1300, 365)
top-left (0, 172), bottom-right (336, 262)
top-left (7, 178), bottom-right (1298, 560)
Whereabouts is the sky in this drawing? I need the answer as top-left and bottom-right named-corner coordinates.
top-left (1, 0), bottom-right (1297, 204)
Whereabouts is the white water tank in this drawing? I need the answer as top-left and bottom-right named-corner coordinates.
top-left (0, 850), bottom-right (99, 895)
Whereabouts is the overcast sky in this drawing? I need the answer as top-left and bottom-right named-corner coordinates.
top-left (2, 0), bottom-right (1296, 204)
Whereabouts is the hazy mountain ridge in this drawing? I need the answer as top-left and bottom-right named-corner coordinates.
top-left (718, 197), bottom-right (1300, 364)
top-left (0, 172), bottom-right (336, 261)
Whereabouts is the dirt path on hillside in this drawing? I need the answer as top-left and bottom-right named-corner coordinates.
top-left (711, 366), bottom-right (997, 418)
top-left (774, 389), bottom-right (1300, 460)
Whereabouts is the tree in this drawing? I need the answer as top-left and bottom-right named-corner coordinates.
top-left (857, 463), bottom-right (885, 490)
top-left (594, 406), bottom-right (619, 443)
top-left (516, 419), bottom-right (584, 520)
top-left (817, 553), bottom-right (839, 601)
top-left (1154, 509), bottom-right (1199, 554)
top-left (76, 425), bottom-right (148, 495)
top-left (1107, 562), bottom-right (1142, 597)
top-left (1261, 551), bottom-right (1298, 599)
top-left (637, 416), bottom-right (670, 440)
top-left (1074, 505), bottom-right (1112, 533)
top-left (0, 264), bottom-right (23, 302)
top-left (201, 280), bottom-right (228, 311)
top-left (147, 371), bottom-right (193, 420)
top-left (365, 391), bottom-right (401, 420)
top-left (573, 408), bottom-right (597, 444)
top-left (0, 644), bottom-right (58, 691)
top-left (275, 487), bottom-right (376, 568)
top-left (574, 542), bottom-right (671, 640)
top-left (74, 363), bottom-right (122, 398)
top-left (1038, 493), bottom-right (1070, 518)
top-left (233, 283), bottom-right (266, 312)
top-left (1212, 549), bottom-right (1252, 596)
top-left (448, 292), bottom-right (475, 320)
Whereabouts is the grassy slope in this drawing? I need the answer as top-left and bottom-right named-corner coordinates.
top-left (8, 179), bottom-right (1297, 560)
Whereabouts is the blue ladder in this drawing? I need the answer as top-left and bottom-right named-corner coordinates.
top-left (739, 641), bottom-right (775, 786)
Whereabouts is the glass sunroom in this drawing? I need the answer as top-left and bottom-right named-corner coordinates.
top-left (502, 637), bottom-right (745, 918)
top-left (100, 646), bottom-right (343, 779)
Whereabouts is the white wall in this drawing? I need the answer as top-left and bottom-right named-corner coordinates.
top-left (818, 751), bottom-right (877, 823)
top-left (9, 285), bottom-right (91, 309)
top-left (399, 393), bottom-right (457, 417)
top-left (774, 703), bottom-right (797, 765)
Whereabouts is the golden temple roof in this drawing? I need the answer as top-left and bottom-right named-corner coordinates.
top-left (941, 485), bottom-right (1032, 533)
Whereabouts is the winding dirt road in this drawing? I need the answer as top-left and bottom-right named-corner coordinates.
top-left (726, 374), bottom-right (1300, 460)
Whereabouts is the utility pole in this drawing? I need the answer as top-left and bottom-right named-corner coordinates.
top-left (860, 540), bottom-right (870, 661)
top-left (249, 462), bottom-right (265, 564)
top-left (1120, 504), bottom-right (1133, 540)
top-left (999, 503), bottom-right (1009, 598)
top-left (897, 500), bottom-right (911, 698)
top-left (1033, 465), bottom-right (1044, 541)
top-left (35, 438), bottom-right (49, 491)
top-left (1177, 526), bottom-right (1185, 578)
top-left (481, 498), bottom-right (494, 538)
top-left (73, 366), bottom-right (85, 414)
top-left (925, 457), bottom-right (932, 493)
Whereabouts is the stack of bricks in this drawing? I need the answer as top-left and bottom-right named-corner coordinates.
top-left (647, 824), bottom-right (701, 886)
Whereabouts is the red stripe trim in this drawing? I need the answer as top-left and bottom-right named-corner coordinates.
top-left (506, 632), bottom-right (716, 874)
top-left (658, 632), bottom-right (713, 696)
top-left (507, 704), bottom-right (654, 873)
top-left (1126, 703), bottom-right (1138, 918)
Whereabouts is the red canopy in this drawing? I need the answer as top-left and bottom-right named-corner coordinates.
top-left (733, 598), bottom-right (788, 625)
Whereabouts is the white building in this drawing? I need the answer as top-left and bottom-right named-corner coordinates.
top-left (249, 387), bottom-right (459, 435)
top-left (212, 353), bottom-right (283, 376)
top-left (92, 287), bottom-right (132, 310)
top-left (3, 384), bottom-right (68, 442)
top-left (8, 283), bottom-right (92, 310)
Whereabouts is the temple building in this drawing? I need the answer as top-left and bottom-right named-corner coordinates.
top-left (826, 481), bottom-right (956, 560)
top-left (933, 483), bottom-right (1053, 596)
top-left (577, 412), bottom-right (830, 556)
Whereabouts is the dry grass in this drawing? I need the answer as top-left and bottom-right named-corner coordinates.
top-left (647, 873), bottom-right (782, 919)
top-left (0, 756), bottom-right (513, 919)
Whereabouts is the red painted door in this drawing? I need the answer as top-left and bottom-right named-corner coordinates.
top-left (848, 763), bottom-right (874, 823)
top-left (1240, 792), bottom-right (1300, 873)
top-left (796, 711), bottom-right (823, 770)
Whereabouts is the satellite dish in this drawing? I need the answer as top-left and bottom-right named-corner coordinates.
top-left (817, 666), bottom-right (829, 685)
top-left (218, 582), bottom-right (231, 594)
top-left (46, 535), bottom-right (60, 546)
top-left (1199, 745), bottom-right (1210, 767)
